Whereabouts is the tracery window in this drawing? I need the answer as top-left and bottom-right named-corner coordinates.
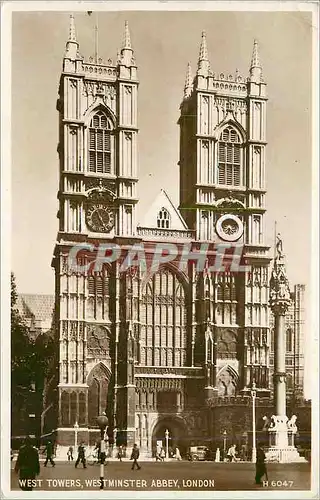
top-left (87, 268), bottom-right (110, 321)
top-left (157, 208), bottom-right (171, 229)
top-left (217, 126), bottom-right (242, 186)
top-left (139, 269), bottom-right (187, 367)
top-left (88, 110), bottom-right (113, 174)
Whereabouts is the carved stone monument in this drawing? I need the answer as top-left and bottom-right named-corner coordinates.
top-left (266, 236), bottom-right (305, 462)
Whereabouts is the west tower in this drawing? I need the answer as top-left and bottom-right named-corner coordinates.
top-left (178, 34), bottom-right (271, 398)
top-left (51, 15), bottom-right (138, 449)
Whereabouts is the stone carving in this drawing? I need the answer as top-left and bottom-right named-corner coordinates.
top-left (135, 366), bottom-right (203, 378)
top-left (87, 324), bottom-right (111, 358)
top-left (287, 415), bottom-right (297, 433)
top-left (136, 377), bottom-right (183, 392)
top-left (269, 234), bottom-right (291, 314)
top-left (269, 414), bottom-right (288, 431)
top-left (215, 194), bottom-right (245, 212)
top-left (276, 233), bottom-right (284, 260)
top-left (262, 415), bottom-right (270, 430)
top-left (137, 227), bottom-right (194, 239)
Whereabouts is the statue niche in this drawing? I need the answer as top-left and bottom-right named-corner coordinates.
top-left (216, 365), bottom-right (239, 397)
top-left (87, 324), bottom-right (111, 361)
top-left (217, 329), bottom-right (237, 360)
top-left (87, 362), bottom-right (111, 426)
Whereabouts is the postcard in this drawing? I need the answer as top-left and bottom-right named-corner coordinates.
top-left (1, 1), bottom-right (318, 498)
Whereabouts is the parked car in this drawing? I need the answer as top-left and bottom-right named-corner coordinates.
top-left (187, 446), bottom-right (209, 461)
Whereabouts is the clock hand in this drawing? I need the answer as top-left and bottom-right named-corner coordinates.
top-left (97, 211), bottom-right (105, 227)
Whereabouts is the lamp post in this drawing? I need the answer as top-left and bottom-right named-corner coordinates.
top-left (251, 380), bottom-right (257, 463)
top-left (74, 421), bottom-right (79, 450)
top-left (96, 412), bottom-right (108, 490)
top-left (165, 429), bottom-right (169, 459)
top-left (223, 430), bottom-right (227, 457)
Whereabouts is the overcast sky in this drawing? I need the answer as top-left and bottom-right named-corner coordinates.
top-left (9, 6), bottom-right (315, 392)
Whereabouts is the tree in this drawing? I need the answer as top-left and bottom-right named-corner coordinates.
top-left (11, 273), bottom-right (56, 441)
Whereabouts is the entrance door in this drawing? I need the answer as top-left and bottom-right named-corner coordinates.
top-left (152, 419), bottom-right (187, 458)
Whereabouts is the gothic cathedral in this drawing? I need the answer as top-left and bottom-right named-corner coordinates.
top-left (49, 16), bottom-right (271, 456)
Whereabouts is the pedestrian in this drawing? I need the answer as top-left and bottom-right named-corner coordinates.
top-left (160, 447), bottom-right (165, 462)
top-left (227, 444), bottom-right (237, 462)
top-left (175, 446), bottom-right (182, 461)
top-left (94, 441), bottom-right (100, 462)
top-left (155, 444), bottom-right (162, 462)
top-left (130, 443), bottom-right (141, 470)
top-left (255, 445), bottom-right (268, 485)
top-left (14, 436), bottom-right (40, 491)
top-left (75, 442), bottom-right (86, 468)
top-left (44, 440), bottom-right (55, 467)
top-left (67, 446), bottom-right (73, 461)
top-left (117, 445), bottom-right (123, 462)
top-left (241, 444), bottom-right (248, 461)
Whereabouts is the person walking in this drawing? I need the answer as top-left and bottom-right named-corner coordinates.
top-left (175, 447), bottom-right (182, 461)
top-left (117, 445), bottom-right (124, 462)
top-left (155, 444), bottom-right (162, 462)
top-left (67, 446), bottom-right (73, 461)
top-left (227, 444), bottom-right (237, 462)
top-left (75, 442), bottom-right (86, 468)
top-left (44, 440), bottom-right (55, 467)
top-left (160, 447), bottom-right (165, 462)
top-left (130, 444), bottom-right (141, 470)
top-left (255, 445), bottom-right (268, 485)
top-left (14, 436), bottom-right (40, 491)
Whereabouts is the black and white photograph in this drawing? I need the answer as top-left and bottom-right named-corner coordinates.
top-left (1, 1), bottom-right (319, 497)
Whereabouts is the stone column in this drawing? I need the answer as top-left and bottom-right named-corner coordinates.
top-left (266, 235), bottom-right (305, 463)
top-left (274, 313), bottom-right (287, 417)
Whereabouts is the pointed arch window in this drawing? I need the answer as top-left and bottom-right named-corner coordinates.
top-left (217, 126), bottom-right (242, 186)
top-left (88, 110), bottom-right (113, 174)
top-left (140, 269), bottom-right (187, 367)
top-left (157, 208), bottom-right (171, 229)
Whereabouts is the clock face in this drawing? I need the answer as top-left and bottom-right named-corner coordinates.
top-left (216, 214), bottom-right (243, 242)
top-left (86, 204), bottom-right (115, 233)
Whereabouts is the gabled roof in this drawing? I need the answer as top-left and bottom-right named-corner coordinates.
top-left (16, 294), bottom-right (55, 324)
top-left (138, 189), bottom-right (188, 230)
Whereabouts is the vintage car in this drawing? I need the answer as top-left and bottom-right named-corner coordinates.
top-left (187, 446), bottom-right (210, 461)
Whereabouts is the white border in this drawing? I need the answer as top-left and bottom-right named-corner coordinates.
top-left (1, 1), bottom-right (319, 499)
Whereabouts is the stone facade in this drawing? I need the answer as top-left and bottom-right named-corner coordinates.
top-left (47, 17), bottom-right (282, 457)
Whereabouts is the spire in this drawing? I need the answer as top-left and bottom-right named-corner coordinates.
top-left (68, 13), bottom-right (77, 42)
top-left (249, 39), bottom-right (262, 83)
top-left (120, 20), bottom-right (135, 68)
top-left (250, 39), bottom-right (261, 69)
top-left (183, 62), bottom-right (193, 99)
top-left (197, 31), bottom-right (210, 77)
top-left (123, 20), bottom-right (132, 50)
top-left (199, 30), bottom-right (208, 62)
top-left (64, 13), bottom-right (79, 61)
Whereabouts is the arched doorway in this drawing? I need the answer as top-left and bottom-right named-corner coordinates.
top-left (151, 418), bottom-right (188, 458)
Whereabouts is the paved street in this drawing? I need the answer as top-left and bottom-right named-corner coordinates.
top-left (11, 460), bottom-right (311, 492)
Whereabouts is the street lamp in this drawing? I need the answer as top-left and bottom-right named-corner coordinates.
top-left (74, 421), bottom-right (79, 450)
top-left (96, 412), bottom-right (108, 490)
top-left (251, 380), bottom-right (257, 463)
top-left (165, 429), bottom-right (169, 459)
top-left (223, 430), bottom-right (227, 456)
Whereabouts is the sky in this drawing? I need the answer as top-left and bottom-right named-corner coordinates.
top-left (8, 5), bottom-right (316, 396)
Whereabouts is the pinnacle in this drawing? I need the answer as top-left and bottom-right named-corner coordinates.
top-left (250, 39), bottom-right (261, 69)
top-left (184, 62), bottom-right (193, 99)
top-left (123, 20), bottom-right (132, 50)
top-left (198, 30), bottom-right (209, 63)
top-left (68, 13), bottom-right (77, 42)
